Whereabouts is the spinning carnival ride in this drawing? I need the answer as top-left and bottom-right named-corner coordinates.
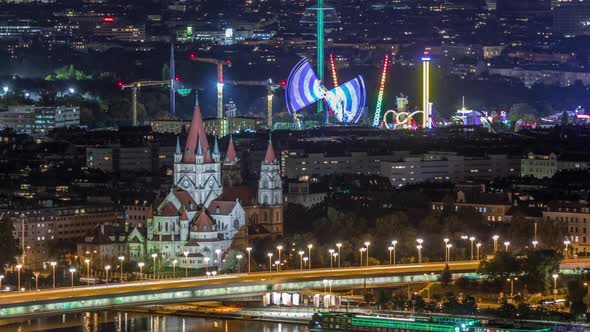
top-left (285, 58), bottom-right (366, 127)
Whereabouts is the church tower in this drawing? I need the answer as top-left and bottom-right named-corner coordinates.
top-left (258, 138), bottom-right (282, 206)
top-left (173, 93), bottom-right (222, 207)
top-left (222, 135), bottom-right (242, 187)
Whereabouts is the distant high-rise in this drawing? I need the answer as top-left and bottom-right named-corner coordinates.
top-left (554, 1), bottom-right (590, 37)
top-left (497, 0), bottom-right (551, 15)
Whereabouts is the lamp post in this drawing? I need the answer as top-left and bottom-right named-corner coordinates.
top-left (336, 243), bottom-right (342, 268)
top-left (183, 251), bottom-right (189, 277)
top-left (508, 277), bottom-right (518, 297)
top-left (469, 236), bottom-right (475, 260)
top-left (303, 257), bottom-right (308, 268)
top-left (298, 251), bottom-right (304, 270)
top-left (504, 241), bottom-right (510, 252)
top-left (359, 248), bottom-right (366, 267)
top-left (416, 239), bottom-right (424, 264)
top-left (215, 249), bottom-right (222, 272)
top-left (553, 274), bottom-right (559, 300)
top-left (33, 272), bottom-right (39, 291)
top-left (276, 245), bottom-right (283, 271)
top-left (0, 275), bottom-right (4, 290)
top-left (118, 256), bottom-right (125, 282)
top-left (443, 238), bottom-right (449, 262)
top-left (392, 240), bottom-right (397, 265)
top-left (246, 247), bottom-right (252, 273)
top-left (204, 257), bottom-right (210, 274)
top-left (172, 259), bottom-right (177, 278)
top-left (476, 243), bottom-right (482, 260)
top-left (307, 244), bottom-right (313, 269)
top-left (332, 253), bottom-right (338, 268)
top-left (328, 249), bottom-right (335, 268)
top-left (151, 254), bottom-right (158, 279)
top-left (532, 240), bottom-right (538, 249)
top-left (267, 253), bottom-right (273, 273)
top-left (364, 242), bottom-right (371, 266)
top-left (138, 262), bottom-right (144, 279)
top-left (236, 255), bottom-right (243, 273)
top-left (84, 259), bottom-right (91, 285)
top-left (564, 240), bottom-right (571, 262)
top-left (16, 264), bottom-right (22, 291)
top-left (105, 265), bottom-right (110, 285)
top-left (446, 244), bottom-right (453, 262)
top-left (417, 245), bottom-right (423, 264)
top-left (274, 260), bottom-right (280, 272)
top-left (388, 246), bottom-right (394, 265)
top-left (492, 235), bottom-right (499, 253)
top-left (50, 261), bottom-right (57, 288)
top-left (69, 268), bottom-right (76, 289)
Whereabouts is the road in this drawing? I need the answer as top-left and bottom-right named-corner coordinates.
top-left (0, 261), bottom-right (478, 308)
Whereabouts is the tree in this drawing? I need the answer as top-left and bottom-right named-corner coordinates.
top-left (521, 249), bottom-right (561, 294)
top-left (221, 249), bottom-right (245, 273)
top-left (497, 301), bottom-right (517, 319)
top-left (440, 264), bottom-right (452, 286)
top-left (0, 218), bottom-right (21, 271)
top-left (461, 295), bottom-right (478, 315)
top-left (479, 252), bottom-right (520, 281)
top-left (566, 280), bottom-right (587, 319)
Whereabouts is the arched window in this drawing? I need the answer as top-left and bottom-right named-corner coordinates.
top-left (262, 180), bottom-right (269, 189)
top-left (165, 223), bottom-right (168, 232)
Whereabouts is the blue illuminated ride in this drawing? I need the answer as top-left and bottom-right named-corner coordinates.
top-left (285, 58), bottom-right (366, 124)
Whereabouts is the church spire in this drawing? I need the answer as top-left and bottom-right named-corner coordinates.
top-left (176, 136), bottom-right (181, 154)
top-left (264, 136), bottom-right (276, 165)
top-left (225, 135), bottom-right (238, 164)
top-left (183, 90), bottom-right (210, 163)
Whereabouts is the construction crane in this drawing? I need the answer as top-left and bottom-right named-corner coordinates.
top-left (224, 79), bottom-right (282, 129)
top-left (119, 80), bottom-right (170, 126)
top-left (189, 54), bottom-right (232, 120)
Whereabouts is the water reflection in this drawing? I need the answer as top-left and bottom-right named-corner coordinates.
top-left (0, 312), bottom-right (307, 332)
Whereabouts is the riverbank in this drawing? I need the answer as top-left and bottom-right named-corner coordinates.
top-left (121, 302), bottom-right (313, 325)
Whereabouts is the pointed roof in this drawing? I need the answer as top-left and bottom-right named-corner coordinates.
top-left (180, 209), bottom-right (188, 221)
top-left (183, 92), bottom-right (210, 163)
top-left (225, 135), bottom-right (238, 164)
top-left (213, 136), bottom-right (220, 155)
top-left (264, 137), bottom-right (276, 164)
top-left (176, 136), bottom-right (181, 154)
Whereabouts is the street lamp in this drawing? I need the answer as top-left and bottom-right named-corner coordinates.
top-left (504, 241), bottom-right (510, 252)
top-left (298, 251), bottom-right (304, 270)
top-left (274, 260), bottom-right (280, 272)
top-left (118, 256), bottom-right (125, 282)
top-left (364, 242), bottom-right (371, 266)
top-left (552, 274), bottom-right (559, 299)
top-left (183, 251), bottom-right (189, 277)
top-left (332, 252), bottom-right (338, 268)
top-left (105, 265), bottom-right (111, 285)
top-left (276, 245), bottom-right (283, 271)
top-left (476, 243), bottom-right (482, 260)
top-left (336, 243), bottom-right (342, 268)
top-left (492, 235), bottom-right (500, 253)
top-left (204, 257), bottom-right (210, 274)
top-left (391, 240), bottom-right (397, 265)
top-left (172, 259), bottom-right (177, 278)
top-left (303, 256), bottom-right (308, 268)
top-left (0, 275), bottom-right (4, 290)
top-left (33, 272), bottom-right (39, 291)
top-left (236, 255), bottom-right (243, 273)
top-left (417, 245), bottom-right (423, 264)
top-left (328, 249), bottom-right (335, 268)
top-left (84, 259), bottom-right (91, 285)
top-left (267, 253), bottom-right (273, 273)
top-left (443, 238), bottom-right (449, 262)
top-left (151, 254), bottom-right (158, 279)
top-left (138, 262), bottom-right (144, 279)
top-left (307, 244), bottom-right (313, 269)
top-left (50, 261), bottom-right (57, 288)
top-left (16, 264), bottom-right (22, 291)
top-left (508, 277), bottom-right (518, 297)
top-left (388, 246), bottom-right (394, 265)
top-left (69, 268), bottom-right (76, 289)
top-left (469, 236), bottom-right (476, 260)
top-left (532, 240), bottom-right (539, 249)
top-left (446, 244), bottom-right (453, 262)
top-left (215, 249), bottom-right (222, 272)
top-left (246, 247), bottom-right (252, 273)
top-left (564, 240), bottom-right (571, 262)
top-left (359, 248), bottom-right (366, 267)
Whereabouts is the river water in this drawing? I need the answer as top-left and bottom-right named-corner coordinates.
top-left (0, 312), bottom-right (308, 332)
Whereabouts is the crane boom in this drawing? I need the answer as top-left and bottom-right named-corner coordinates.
top-left (121, 80), bottom-right (171, 126)
top-left (190, 54), bottom-right (232, 129)
top-left (224, 79), bottom-right (281, 129)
